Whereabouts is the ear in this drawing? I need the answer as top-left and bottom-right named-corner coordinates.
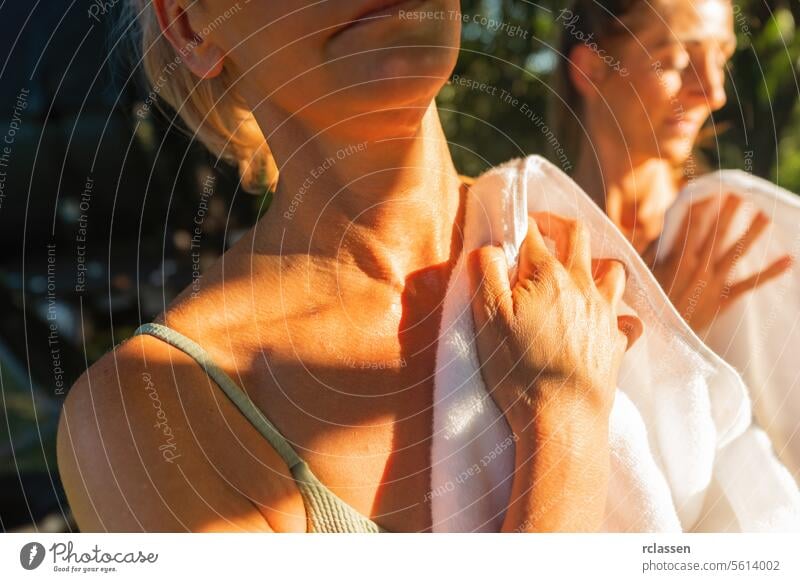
top-left (567, 44), bottom-right (608, 101)
top-left (153, 0), bottom-right (225, 79)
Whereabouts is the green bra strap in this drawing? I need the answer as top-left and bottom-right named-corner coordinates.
top-left (132, 322), bottom-right (304, 470)
top-left (133, 322), bottom-right (388, 533)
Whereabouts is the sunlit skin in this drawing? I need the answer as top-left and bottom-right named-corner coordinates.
top-left (569, 0), bottom-right (792, 333)
top-left (57, 0), bottom-right (640, 533)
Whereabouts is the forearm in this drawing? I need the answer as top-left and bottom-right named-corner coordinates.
top-left (501, 404), bottom-right (611, 533)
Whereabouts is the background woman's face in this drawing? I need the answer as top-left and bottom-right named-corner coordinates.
top-left (596, 0), bottom-right (736, 163)
top-left (195, 0), bottom-right (461, 137)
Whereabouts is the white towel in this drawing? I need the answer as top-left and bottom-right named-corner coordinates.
top-left (431, 156), bottom-right (800, 532)
top-left (658, 171), bottom-right (800, 483)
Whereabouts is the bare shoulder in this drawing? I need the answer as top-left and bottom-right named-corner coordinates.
top-left (57, 331), bottom-right (306, 532)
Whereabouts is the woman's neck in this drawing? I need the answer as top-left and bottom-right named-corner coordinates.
top-left (574, 136), bottom-right (679, 253)
top-left (251, 103), bottom-right (464, 286)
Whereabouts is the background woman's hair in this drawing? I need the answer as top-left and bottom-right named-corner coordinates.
top-left (124, 0), bottom-right (277, 193)
top-left (548, 0), bottom-right (640, 167)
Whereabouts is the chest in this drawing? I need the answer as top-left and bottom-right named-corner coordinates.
top-left (228, 269), bottom-right (452, 531)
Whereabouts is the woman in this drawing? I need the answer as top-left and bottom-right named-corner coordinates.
top-left (56, 0), bottom-right (639, 532)
top-left (553, 0), bottom-right (799, 477)
top-left (554, 0), bottom-right (792, 329)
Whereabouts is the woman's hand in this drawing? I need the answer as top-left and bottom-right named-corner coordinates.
top-left (468, 212), bottom-right (642, 433)
top-left (644, 194), bottom-right (793, 334)
top-left (467, 212), bottom-right (643, 532)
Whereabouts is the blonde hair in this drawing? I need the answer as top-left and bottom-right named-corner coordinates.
top-left (126, 0), bottom-right (278, 193)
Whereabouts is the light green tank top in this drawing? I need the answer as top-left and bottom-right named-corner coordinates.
top-left (133, 322), bottom-right (387, 533)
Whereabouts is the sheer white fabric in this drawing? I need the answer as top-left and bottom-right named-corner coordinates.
top-left (659, 171), bottom-right (800, 484)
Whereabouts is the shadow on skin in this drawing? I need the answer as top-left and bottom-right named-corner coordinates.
top-left (57, 184), bottom-right (469, 533)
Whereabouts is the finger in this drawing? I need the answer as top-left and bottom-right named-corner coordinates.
top-left (592, 258), bottom-right (627, 308)
top-left (606, 192), bottom-right (622, 231)
top-left (531, 212), bottom-right (592, 279)
top-left (682, 197), bottom-right (716, 257)
top-left (700, 194), bottom-right (742, 264)
top-left (617, 315), bottom-right (644, 351)
top-left (667, 206), bottom-right (693, 264)
top-left (467, 245), bottom-right (514, 331)
top-left (724, 255), bottom-right (793, 305)
top-left (517, 219), bottom-right (555, 283)
top-left (668, 198), bottom-right (723, 300)
top-left (664, 199), bottom-right (714, 300)
top-left (716, 211), bottom-right (769, 272)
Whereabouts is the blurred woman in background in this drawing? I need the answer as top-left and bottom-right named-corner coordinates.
top-left (554, 0), bottom-right (791, 312)
top-left (553, 0), bottom-right (800, 478)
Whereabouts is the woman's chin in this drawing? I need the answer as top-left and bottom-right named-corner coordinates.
top-left (657, 137), bottom-right (696, 166)
top-left (340, 42), bottom-right (457, 82)
top-left (332, 47), bottom-right (457, 111)
top-left (325, 5), bottom-right (460, 92)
